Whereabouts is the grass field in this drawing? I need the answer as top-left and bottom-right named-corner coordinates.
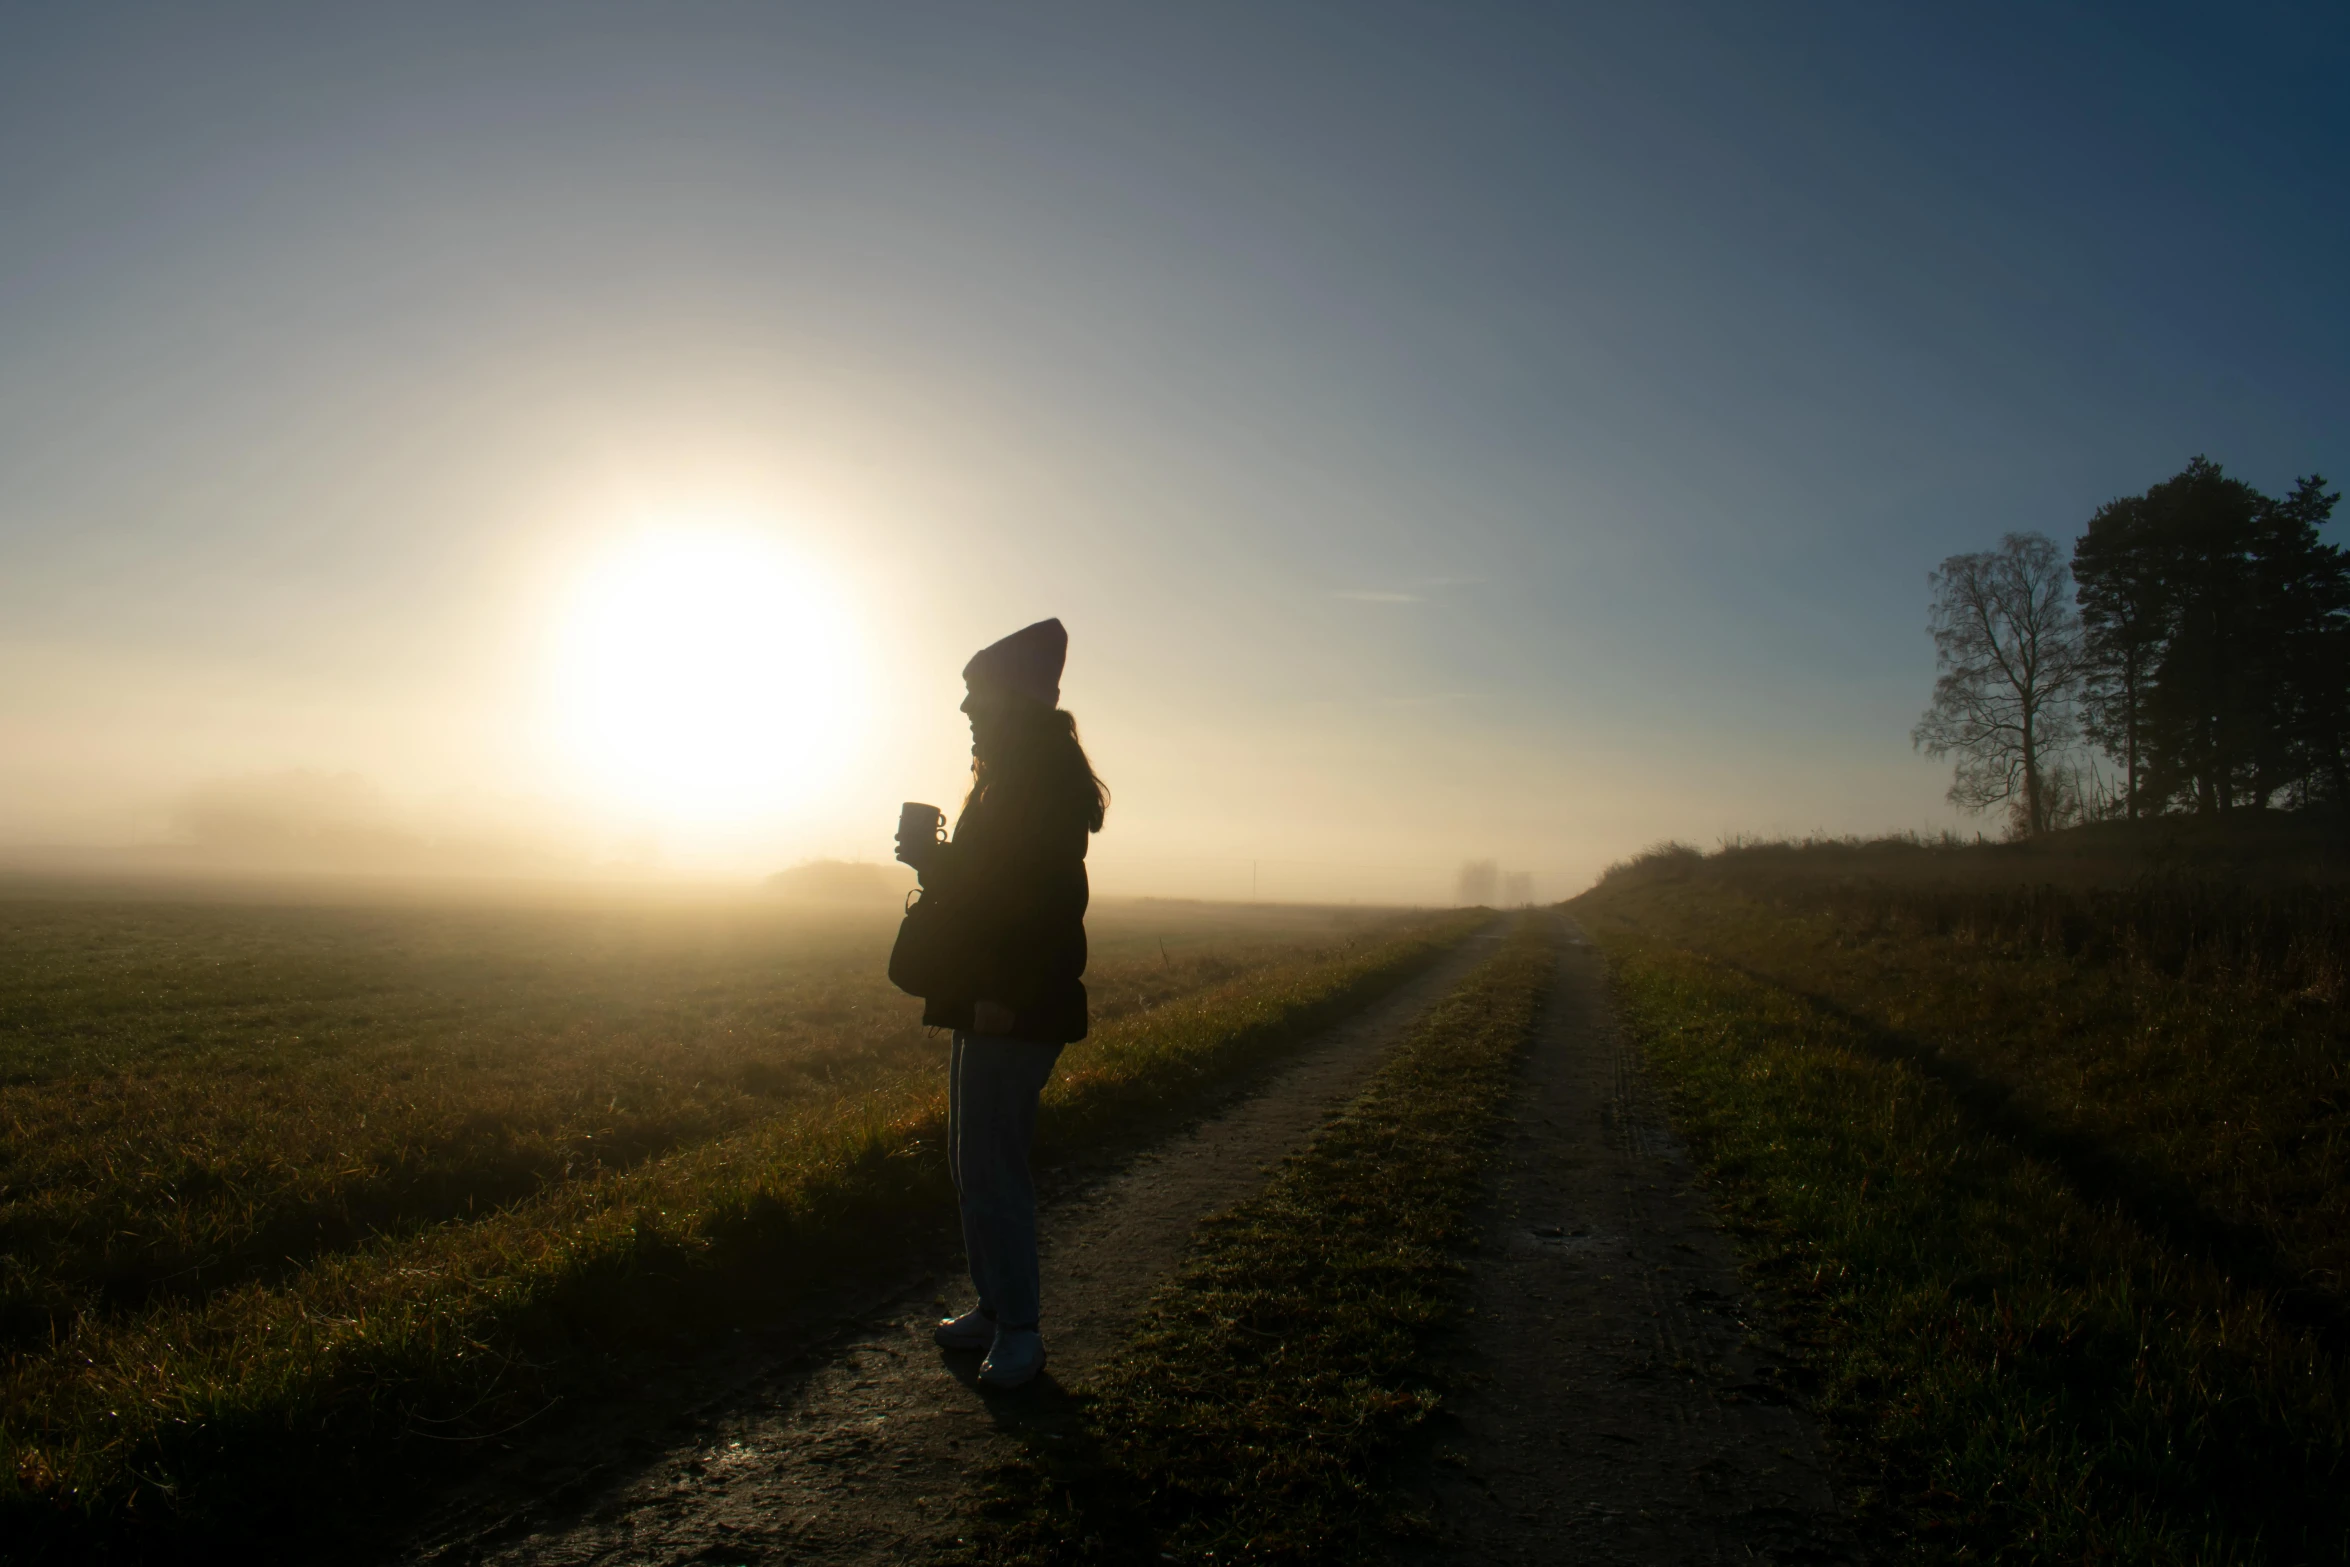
top-left (1575, 826), bottom-right (2350, 1564)
top-left (0, 878), bottom-right (1474, 1556)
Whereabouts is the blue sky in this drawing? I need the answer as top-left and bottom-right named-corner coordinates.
top-left (2, 3), bottom-right (2342, 896)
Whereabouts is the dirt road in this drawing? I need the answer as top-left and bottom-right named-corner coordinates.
top-left (1390, 917), bottom-right (1855, 1563)
top-left (402, 923), bottom-right (1509, 1566)
top-left (403, 916), bottom-right (1854, 1565)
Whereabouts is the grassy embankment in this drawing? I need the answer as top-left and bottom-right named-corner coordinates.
top-left (960, 916), bottom-right (1553, 1566)
top-left (1575, 825), bottom-right (2350, 1564)
top-left (0, 888), bottom-right (1481, 1555)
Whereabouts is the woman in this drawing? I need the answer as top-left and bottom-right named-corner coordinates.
top-left (895, 617), bottom-right (1106, 1390)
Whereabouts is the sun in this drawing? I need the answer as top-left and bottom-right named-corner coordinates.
top-left (547, 526), bottom-right (864, 822)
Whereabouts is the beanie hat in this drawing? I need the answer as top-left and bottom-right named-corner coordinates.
top-left (963, 618), bottom-right (1067, 707)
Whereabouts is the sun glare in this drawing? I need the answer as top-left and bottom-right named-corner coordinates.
top-left (547, 527), bottom-right (864, 823)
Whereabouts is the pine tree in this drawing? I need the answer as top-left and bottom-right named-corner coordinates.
top-left (2072, 459), bottom-right (2347, 815)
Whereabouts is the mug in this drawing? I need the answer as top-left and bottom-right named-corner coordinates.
top-left (897, 801), bottom-right (945, 852)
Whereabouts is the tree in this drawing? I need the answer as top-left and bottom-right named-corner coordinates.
top-left (2132, 458), bottom-right (2271, 812)
top-left (1913, 532), bottom-right (2085, 836)
top-left (2090, 458), bottom-right (2349, 814)
top-left (2255, 473), bottom-right (2348, 805)
top-left (2072, 495), bottom-right (2169, 819)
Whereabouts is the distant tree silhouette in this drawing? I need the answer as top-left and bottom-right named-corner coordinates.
top-left (1456, 860), bottom-right (1499, 906)
top-left (2275, 475), bottom-right (2350, 804)
top-left (1913, 533), bottom-right (2085, 837)
top-left (2073, 494), bottom-right (2169, 819)
top-left (2072, 459), bottom-right (2346, 814)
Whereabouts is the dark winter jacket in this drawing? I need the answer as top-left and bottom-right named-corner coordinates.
top-left (914, 790), bottom-right (1091, 1045)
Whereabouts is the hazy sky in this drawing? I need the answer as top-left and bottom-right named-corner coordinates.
top-left (3, 3), bottom-right (2344, 900)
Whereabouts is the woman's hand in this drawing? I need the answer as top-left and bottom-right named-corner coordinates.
top-left (894, 837), bottom-right (937, 873)
top-left (973, 1000), bottom-right (1015, 1036)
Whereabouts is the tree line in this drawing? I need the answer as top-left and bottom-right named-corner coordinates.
top-left (1914, 457), bottom-right (2346, 835)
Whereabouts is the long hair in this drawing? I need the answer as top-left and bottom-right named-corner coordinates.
top-left (961, 705), bottom-right (1109, 835)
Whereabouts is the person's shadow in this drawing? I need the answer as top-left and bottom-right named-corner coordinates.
top-left (935, 1346), bottom-right (1088, 1438)
top-left (935, 1346), bottom-right (1159, 1551)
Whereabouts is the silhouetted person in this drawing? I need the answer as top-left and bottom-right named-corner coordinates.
top-left (894, 617), bottom-right (1106, 1389)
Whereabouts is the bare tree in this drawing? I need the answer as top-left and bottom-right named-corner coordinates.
top-left (1912, 532), bottom-right (2086, 836)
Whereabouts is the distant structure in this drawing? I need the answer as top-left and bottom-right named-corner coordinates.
top-left (1503, 871), bottom-right (1535, 907)
top-left (765, 859), bottom-right (913, 902)
top-left (1456, 859), bottom-right (1500, 906)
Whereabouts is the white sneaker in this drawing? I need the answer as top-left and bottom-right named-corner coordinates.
top-left (978, 1327), bottom-right (1046, 1389)
top-left (933, 1307), bottom-right (997, 1351)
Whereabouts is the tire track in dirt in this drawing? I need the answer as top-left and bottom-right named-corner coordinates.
top-left (402, 921), bottom-right (1508, 1567)
top-left (1388, 915), bottom-right (1857, 1564)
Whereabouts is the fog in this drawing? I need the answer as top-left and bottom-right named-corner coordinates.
top-left (3, 5), bottom-right (2340, 901)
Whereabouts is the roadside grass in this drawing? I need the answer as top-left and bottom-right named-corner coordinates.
top-left (956, 916), bottom-right (1551, 1567)
top-left (0, 890), bottom-right (1480, 1558)
top-left (0, 895), bottom-right (1386, 1340)
top-left (1576, 835), bottom-right (2350, 1564)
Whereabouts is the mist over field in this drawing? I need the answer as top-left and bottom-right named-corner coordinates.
top-left (4, 5), bottom-right (2340, 902)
